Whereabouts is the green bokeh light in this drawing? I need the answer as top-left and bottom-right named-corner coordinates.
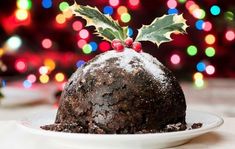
top-left (82, 44), bottom-right (92, 54)
top-left (121, 13), bottom-right (131, 23)
top-left (59, 2), bottom-right (69, 11)
top-left (187, 45), bottom-right (198, 56)
top-left (224, 11), bottom-right (234, 21)
top-left (17, 0), bottom-right (32, 10)
top-left (198, 9), bottom-right (206, 19)
top-left (205, 47), bottom-right (215, 57)
top-left (178, 0), bottom-right (186, 3)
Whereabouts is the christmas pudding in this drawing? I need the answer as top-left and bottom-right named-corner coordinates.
top-left (41, 3), bottom-right (189, 134)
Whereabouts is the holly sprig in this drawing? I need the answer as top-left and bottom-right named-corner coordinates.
top-left (70, 3), bottom-right (188, 48)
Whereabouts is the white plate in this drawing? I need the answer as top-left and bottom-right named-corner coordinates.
top-left (0, 87), bottom-right (53, 107)
top-left (17, 110), bottom-right (223, 149)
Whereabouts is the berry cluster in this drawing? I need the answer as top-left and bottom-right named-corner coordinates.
top-left (111, 38), bottom-right (142, 52)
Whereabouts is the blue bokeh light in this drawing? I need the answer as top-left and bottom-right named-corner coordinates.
top-left (42, 0), bottom-right (52, 9)
top-left (168, 8), bottom-right (179, 15)
top-left (196, 62), bottom-right (206, 72)
top-left (103, 6), bottom-right (113, 15)
top-left (195, 20), bottom-right (204, 30)
top-left (127, 27), bottom-right (133, 37)
top-left (90, 42), bottom-right (98, 52)
top-left (76, 60), bottom-right (86, 68)
top-left (23, 80), bottom-right (32, 88)
top-left (1, 80), bottom-right (6, 87)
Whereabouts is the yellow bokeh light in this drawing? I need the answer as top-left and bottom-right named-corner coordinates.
top-left (117, 6), bottom-right (128, 15)
top-left (39, 74), bottom-right (49, 84)
top-left (56, 14), bottom-right (66, 24)
top-left (15, 9), bottom-right (29, 21)
top-left (205, 34), bottom-right (216, 45)
top-left (44, 59), bottom-right (56, 71)
top-left (63, 9), bottom-right (73, 19)
top-left (55, 72), bottom-right (65, 82)
top-left (0, 48), bottom-right (4, 57)
top-left (193, 72), bottom-right (203, 80)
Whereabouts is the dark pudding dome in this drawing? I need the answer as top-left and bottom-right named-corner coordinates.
top-left (41, 48), bottom-right (187, 134)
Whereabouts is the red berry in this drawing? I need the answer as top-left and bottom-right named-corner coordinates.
top-left (114, 43), bottom-right (124, 52)
top-left (125, 38), bottom-right (133, 47)
top-left (111, 39), bottom-right (121, 49)
top-left (132, 42), bottom-right (142, 52)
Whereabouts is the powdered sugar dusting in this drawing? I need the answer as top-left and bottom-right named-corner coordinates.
top-left (82, 48), bottom-right (167, 82)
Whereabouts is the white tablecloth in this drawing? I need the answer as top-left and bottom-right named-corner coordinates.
top-left (0, 118), bottom-right (235, 149)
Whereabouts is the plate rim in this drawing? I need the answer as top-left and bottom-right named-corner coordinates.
top-left (17, 109), bottom-right (224, 140)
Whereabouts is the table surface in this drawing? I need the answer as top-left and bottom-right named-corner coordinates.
top-left (0, 79), bottom-right (235, 148)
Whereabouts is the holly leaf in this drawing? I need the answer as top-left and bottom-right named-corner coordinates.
top-left (135, 14), bottom-right (188, 46)
top-left (70, 3), bottom-right (127, 42)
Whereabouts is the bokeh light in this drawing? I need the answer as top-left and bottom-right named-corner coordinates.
top-left (195, 20), bottom-right (204, 30)
top-left (17, 0), bottom-right (32, 10)
top-left (196, 62), bottom-right (206, 72)
top-left (170, 54), bottom-right (181, 65)
top-left (63, 9), bottom-right (73, 19)
top-left (44, 59), bottom-right (56, 71)
top-left (82, 44), bottom-right (92, 54)
top-left (42, 0), bottom-right (52, 9)
top-left (117, 6), bottom-right (128, 15)
top-left (127, 27), bottom-right (134, 37)
top-left (6, 36), bottom-right (22, 51)
top-left (42, 38), bottom-right (52, 49)
top-left (129, 0), bottom-right (140, 7)
top-left (167, 0), bottom-right (177, 9)
top-left (225, 30), bottom-right (235, 41)
top-left (27, 74), bottom-right (37, 83)
top-left (195, 79), bottom-right (204, 88)
top-left (205, 47), bottom-right (215, 57)
top-left (76, 60), bottom-right (85, 68)
top-left (39, 74), bottom-right (49, 84)
top-left (39, 66), bottom-right (48, 75)
top-left (193, 72), bottom-right (203, 80)
top-left (56, 14), bottom-right (66, 24)
top-left (23, 80), bottom-right (32, 88)
top-left (202, 21), bottom-right (212, 32)
top-left (72, 21), bottom-right (83, 31)
top-left (206, 65), bottom-right (215, 75)
top-left (109, 0), bottom-right (119, 7)
top-left (205, 34), bottom-right (215, 45)
top-left (192, 9), bottom-right (206, 19)
top-left (55, 72), bottom-right (65, 82)
top-left (15, 60), bottom-right (27, 72)
top-left (0, 49), bottom-right (4, 57)
top-left (103, 6), bottom-right (113, 15)
top-left (79, 29), bottom-right (89, 39)
top-left (59, 1), bottom-right (69, 12)
top-left (210, 5), bottom-right (221, 16)
top-left (99, 41), bottom-right (111, 52)
top-left (77, 39), bottom-right (87, 49)
top-left (121, 13), bottom-right (131, 23)
top-left (15, 9), bottom-right (29, 21)
top-left (178, 0), bottom-right (186, 3)
top-left (224, 11), bottom-right (234, 21)
top-left (168, 8), bottom-right (178, 15)
top-left (90, 42), bottom-right (98, 52)
top-left (187, 45), bottom-right (197, 56)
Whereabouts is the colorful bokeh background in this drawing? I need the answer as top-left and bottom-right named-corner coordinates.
top-left (0, 0), bottom-right (235, 89)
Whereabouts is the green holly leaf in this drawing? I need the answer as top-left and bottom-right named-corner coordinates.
top-left (135, 14), bottom-right (188, 46)
top-left (70, 3), bottom-right (127, 42)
